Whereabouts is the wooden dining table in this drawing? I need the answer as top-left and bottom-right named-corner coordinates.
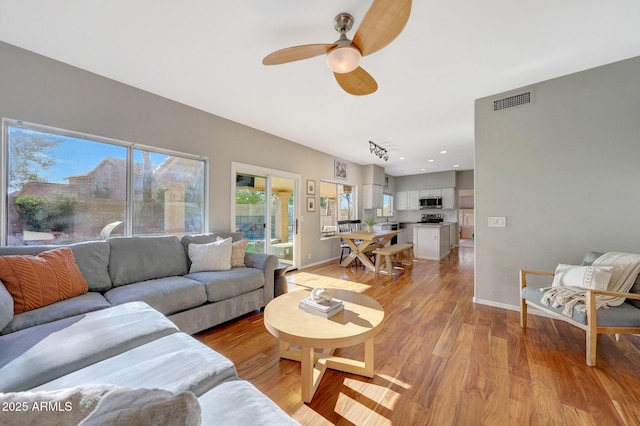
top-left (337, 229), bottom-right (400, 272)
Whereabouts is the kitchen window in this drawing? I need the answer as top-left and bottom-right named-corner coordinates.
top-left (319, 181), bottom-right (355, 238)
top-left (376, 193), bottom-right (394, 217)
top-left (2, 119), bottom-right (207, 245)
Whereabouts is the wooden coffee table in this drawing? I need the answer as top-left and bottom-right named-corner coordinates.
top-left (263, 288), bottom-right (385, 403)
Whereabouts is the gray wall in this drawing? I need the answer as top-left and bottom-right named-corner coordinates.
top-left (0, 41), bottom-right (367, 267)
top-left (456, 170), bottom-right (474, 190)
top-left (475, 55), bottom-right (640, 308)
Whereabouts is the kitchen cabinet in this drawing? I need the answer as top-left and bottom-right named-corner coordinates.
top-left (413, 224), bottom-right (451, 260)
top-left (448, 222), bottom-right (458, 248)
top-left (407, 191), bottom-right (419, 210)
top-left (397, 224), bottom-right (412, 244)
top-left (442, 187), bottom-right (457, 209)
top-left (395, 190), bottom-right (419, 210)
top-left (419, 189), bottom-right (442, 198)
top-left (363, 184), bottom-right (383, 209)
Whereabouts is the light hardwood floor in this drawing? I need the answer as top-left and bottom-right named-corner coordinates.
top-left (196, 247), bottom-right (640, 425)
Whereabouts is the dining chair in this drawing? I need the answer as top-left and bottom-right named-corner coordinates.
top-left (337, 220), bottom-right (353, 264)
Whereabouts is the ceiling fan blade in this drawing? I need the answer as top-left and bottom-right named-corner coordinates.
top-left (353, 0), bottom-right (412, 57)
top-left (334, 67), bottom-right (378, 96)
top-left (262, 44), bottom-right (336, 65)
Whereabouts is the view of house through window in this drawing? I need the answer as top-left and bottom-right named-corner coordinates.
top-left (319, 181), bottom-right (355, 238)
top-left (3, 121), bottom-right (206, 245)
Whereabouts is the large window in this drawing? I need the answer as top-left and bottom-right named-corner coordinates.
top-left (319, 181), bottom-right (355, 238)
top-left (2, 120), bottom-right (206, 245)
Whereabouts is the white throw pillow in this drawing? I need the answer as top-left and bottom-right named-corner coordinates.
top-left (188, 238), bottom-right (233, 273)
top-left (551, 264), bottom-right (616, 290)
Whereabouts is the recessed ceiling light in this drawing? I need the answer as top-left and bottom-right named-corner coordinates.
top-left (428, 159), bottom-right (434, 162)
top-left (420, 168), bottom-right (426, 171)
top-left (453, 164), bottom-right (460, 168)
top-left (440, 150), bottom-right (447, 154)
top-left (399, 157), bottom-right (405, 160)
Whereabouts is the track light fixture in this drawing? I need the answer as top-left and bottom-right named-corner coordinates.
top-left (369, 141), bottom-right (389, 161)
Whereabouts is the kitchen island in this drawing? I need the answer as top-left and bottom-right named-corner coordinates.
top-left (413, 223), bottom-right (452, 260)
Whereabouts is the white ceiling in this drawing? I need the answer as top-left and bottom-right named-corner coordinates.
top-left (1, 1), bottom-right (639, 176)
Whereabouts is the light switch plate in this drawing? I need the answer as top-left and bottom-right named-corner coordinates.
top-left (488, 217), bottom-right (506, 227)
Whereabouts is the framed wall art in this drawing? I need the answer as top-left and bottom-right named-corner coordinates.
top-left (334, 159), bottom-right (348, 180)
top-left (306, 197), bottom-right (316, 212)
top-left (306, 179), bottom-right (316, 195)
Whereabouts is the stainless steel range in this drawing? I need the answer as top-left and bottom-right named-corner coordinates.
top-left (419, 214), bottom-right (444, 223)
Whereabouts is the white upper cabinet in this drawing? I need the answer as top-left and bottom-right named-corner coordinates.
top-left (395, 190), bottom-right (419, 210)
top-left (363, 184), bottom-right (383, 209)
top-left (441, 187), bottom-right (457, 209)
top-left (418, 189), bottom-right (442, 198)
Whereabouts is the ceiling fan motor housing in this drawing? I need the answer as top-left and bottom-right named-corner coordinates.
top-left (333, 13), bottom-right (355, 34)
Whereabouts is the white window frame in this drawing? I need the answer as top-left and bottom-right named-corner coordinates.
top-left (1, 118), bottom-right (208, 244)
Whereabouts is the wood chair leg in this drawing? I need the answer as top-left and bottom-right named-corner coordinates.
top-left (519, 270), bottom-right (527, 329)
top-left (586, 290), bottom-right (598, 366)
top-left (520, 299), bottom-right (528, 329)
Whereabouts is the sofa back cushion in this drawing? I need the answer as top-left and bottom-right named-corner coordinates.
top-left (108, 236), bottom-right (188, 286)
top-left (0, 248), bottom-right (88, 314)
top-left (0, 282), bottom-right (13, 331)
top-left (0, 241), bottom-right (111, 292)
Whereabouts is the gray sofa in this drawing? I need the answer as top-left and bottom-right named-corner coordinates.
top-left (0, 233), bottom-right (296, 424)
top-left (0, 302), bottom-right (297, 424)
top-left (0, 232), bottom-right (279, 335)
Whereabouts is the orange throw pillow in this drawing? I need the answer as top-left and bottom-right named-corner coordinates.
top-left (0, 248), bottom-right (88, 314)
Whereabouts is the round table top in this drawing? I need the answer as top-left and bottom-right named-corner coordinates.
top-left (264, 288), bottom-right (384, 348)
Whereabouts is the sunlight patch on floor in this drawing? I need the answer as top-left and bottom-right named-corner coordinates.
top-left (335, 392), bottom-right (392, 425)
top-left (286, 272), bottom-right (371, 293)
top-left (343, 377), bottom-right (402, 411)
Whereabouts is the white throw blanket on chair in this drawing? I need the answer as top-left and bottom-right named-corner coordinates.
top-left (541, 252), bottom-right (640, 317)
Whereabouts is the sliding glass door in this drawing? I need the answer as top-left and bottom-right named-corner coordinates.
top-left (233, 163), bottom-right (299, 268)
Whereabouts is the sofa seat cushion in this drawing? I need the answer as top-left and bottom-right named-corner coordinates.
top-left (186, 268), bottom-right (265, 303)
top-left (522, 286), bottom-right (640, 327)
top-left (108, 236), bottom-right (188, 286)
top-left (0, 301), bottom-right (178, 392)
top-left (199, 380), bottom-right (299, 425)
top-left (104, 276), bottom-right (207, 315)
top-left (33, 333), bottom-right (238, 398)
top-left (1, 291), bottom-right (111, 335)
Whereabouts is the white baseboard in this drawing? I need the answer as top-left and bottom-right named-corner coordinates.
top-left (472, 297), bottom-right (555, 319)
top-left (299, 257), bottom-right (341, 270)
top-left (472, 297), bottom-right (520, 312)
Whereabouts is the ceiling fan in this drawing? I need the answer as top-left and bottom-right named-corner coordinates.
top-left (262, 0), bottom-right (412, 96)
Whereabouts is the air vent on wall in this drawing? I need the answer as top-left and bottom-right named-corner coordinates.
top-left (493, 91), bottom-right (532, 111)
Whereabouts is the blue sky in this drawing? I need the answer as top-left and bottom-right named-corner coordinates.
top-left (10, 126), bottom-right (168, 185)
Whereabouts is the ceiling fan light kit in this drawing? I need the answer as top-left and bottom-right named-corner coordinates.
top-left (262, 0), bottom-right (412, 96)
top-left (326, 13), bottom-right (361, 74)
top-left (326, 45), bottom-right (361, 74)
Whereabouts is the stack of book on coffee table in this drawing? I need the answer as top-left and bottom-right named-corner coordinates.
top-left (298, 297), bottom-right (344, 319)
